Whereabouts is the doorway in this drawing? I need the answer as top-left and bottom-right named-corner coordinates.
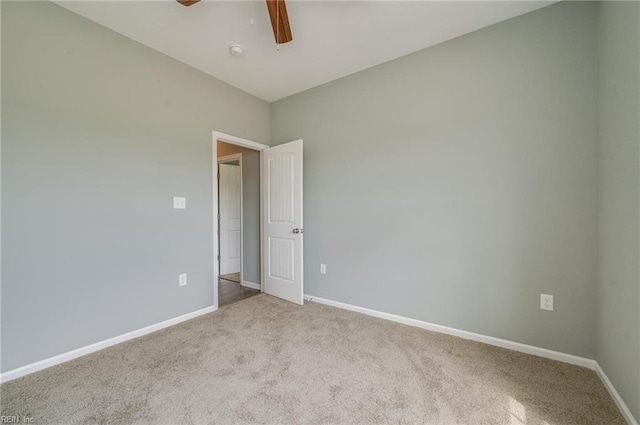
top-left (217, 144), bottom-right (261, 307)
top-left (212, 131), bottom-right (304, 309)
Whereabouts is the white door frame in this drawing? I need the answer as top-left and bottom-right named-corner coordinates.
top-left (218, 153), bottom-right (243, 279)
top-left (212, 131), bottom-right (269, 310)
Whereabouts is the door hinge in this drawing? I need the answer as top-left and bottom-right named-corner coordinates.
top-left (217, 213), bottom-right (220, 221)
top-left (217, 255), bottom-right (220, 261)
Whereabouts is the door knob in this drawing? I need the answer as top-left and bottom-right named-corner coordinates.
top-left (293, 228), bottom-right (300, 234)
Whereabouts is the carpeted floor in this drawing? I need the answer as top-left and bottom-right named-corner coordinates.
top-left (1, 294), bottom-right (625, 425)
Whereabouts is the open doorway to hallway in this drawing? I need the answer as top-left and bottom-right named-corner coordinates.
top-left (217, 140), bottom-right (261, 307)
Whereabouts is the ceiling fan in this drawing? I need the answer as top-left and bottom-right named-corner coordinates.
top-left (177, 0), bottom-right (293, 44)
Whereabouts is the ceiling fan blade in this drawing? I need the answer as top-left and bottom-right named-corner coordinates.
top-left (266, 0), bottom-right (293, 44)
top-left (177, 0), bottom-right (200, 7)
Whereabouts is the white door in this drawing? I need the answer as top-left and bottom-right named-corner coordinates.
top-left (219, 163), bottom-right (241, 275)
top-left (262, 140), bottom-right (304, 305)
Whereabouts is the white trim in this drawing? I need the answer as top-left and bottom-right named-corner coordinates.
top-left (212, 131), bottom-right (268, 308)
top-left (0, 305), bottom-right (216, 383)
top-left (218, 153), bottom-right (243, 281)
top-left (259, 149), bottom-right (264, 294)
top-left (303, 294), bottom-right (596, 369)
top-left (241, 280), bottom-right (261, 290)
top-left (595, 363), bottom-right (639, 425)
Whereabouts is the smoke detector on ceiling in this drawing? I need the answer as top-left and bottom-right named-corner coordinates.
top-left (229, 44), bottom-right (244, 57)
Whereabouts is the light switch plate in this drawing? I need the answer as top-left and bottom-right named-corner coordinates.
top-left (179, 273), bottom-right (187, 286)
top-left (173, 197), bottom-right (186, 209)
top-left (320, 264), bottom-right (326, 274)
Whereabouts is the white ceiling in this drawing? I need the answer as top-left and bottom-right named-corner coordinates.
top-left (55, 0), bottom-right (555, 102)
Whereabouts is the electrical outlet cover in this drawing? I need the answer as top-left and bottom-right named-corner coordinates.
top-left (173, 197), bottom-right (186, 209)
top-left (541, 294), bottom-right (554, 311)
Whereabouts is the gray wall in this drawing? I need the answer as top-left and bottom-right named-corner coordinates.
top-left (271, 2), bottom-right (599, 358)
top-left (217, 142), bottom-right (261, 284)
top-left (1, 1), bottom-right (270, 372)
top-left (596, 2), bottom-right (640, 420)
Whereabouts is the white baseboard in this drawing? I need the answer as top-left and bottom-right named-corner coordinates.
top-left (0, 305), bottom-right (217, 384)
top-left (304, 294), bottom-right (638, 425)
top-left (241, 280), bottom-right (261, 290)
top-left (304, 294), bottom-right (595, 369)
top-left (595, 363), bottom-right (639, 425)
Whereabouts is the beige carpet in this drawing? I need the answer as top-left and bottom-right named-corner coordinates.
top-left (1, 294), bottom-right (624, 424)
